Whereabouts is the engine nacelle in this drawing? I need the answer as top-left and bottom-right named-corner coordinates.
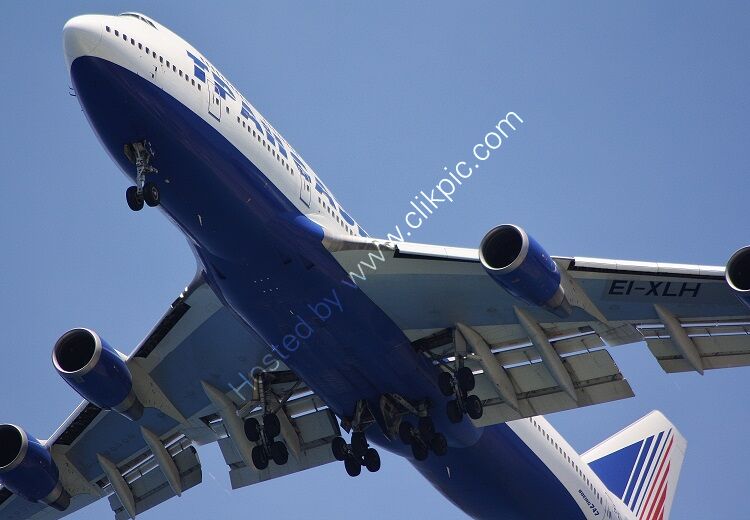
top-left (479, 224), bottom-right (571, 317)
top-left (52, 328), bottom-right (143, 421)
top-left (726, 245), bottom-right (750, 309)
top-left (0, 425), bottom-right (70, 511)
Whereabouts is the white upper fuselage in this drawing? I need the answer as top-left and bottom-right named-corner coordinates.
top-left (63, 12), bottom-right (364, 241)
top-left (63, 12), bottom-right (635, 520)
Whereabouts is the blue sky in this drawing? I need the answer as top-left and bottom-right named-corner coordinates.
top-left (1, 2), bottom-right (749, 518)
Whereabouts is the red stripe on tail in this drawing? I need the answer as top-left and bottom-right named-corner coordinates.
top-left (639, 437), bottom-right (673, 519)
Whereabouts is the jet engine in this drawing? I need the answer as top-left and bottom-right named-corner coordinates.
top-left (479, 224), bottom-right (571, 317)
top-left (726, 245), bottom-right (750, 309)
top-left (52, 328), bottom-right (143, 420)
top-left (0, 424), bottom-right (70, 511)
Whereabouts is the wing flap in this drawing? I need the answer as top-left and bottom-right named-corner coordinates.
top-left (645, 334), bottom-right (750, 372)
top-left (109, 446), bottom-right (202, 520)
top-left (471, 349), bottom-right (634, 426)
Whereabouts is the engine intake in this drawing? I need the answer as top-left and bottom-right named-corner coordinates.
top-left (53, 328), bottom-right (143, 420)
top-left (726, 246), bottom-right (750, 309)
top-left (0, 425), bottom-right (70, 511)
top-left (479, 224), bottom-right (571, 317)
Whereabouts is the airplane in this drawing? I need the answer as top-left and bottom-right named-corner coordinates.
top-left (1, 11), bottom-right (749, 520)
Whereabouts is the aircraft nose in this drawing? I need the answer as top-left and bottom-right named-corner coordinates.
top-left (63, 15), bottom-right (103, 66)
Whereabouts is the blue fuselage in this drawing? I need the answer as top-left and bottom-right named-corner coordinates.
top-left (71, 55), bottom-right (585, 520)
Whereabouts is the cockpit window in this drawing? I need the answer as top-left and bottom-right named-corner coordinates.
top-left (118, 12), bottom-right (157, 30)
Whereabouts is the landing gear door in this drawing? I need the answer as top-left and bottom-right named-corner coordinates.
top-left (299, 171), bottom-right (312, 207)
top-left (208, 81), bottom-right (221, 121)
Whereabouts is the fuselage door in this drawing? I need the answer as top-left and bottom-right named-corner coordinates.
top-left (299, 171), bottom-right (312, 206)
top-left (208, 81), bottom-right (222, 121)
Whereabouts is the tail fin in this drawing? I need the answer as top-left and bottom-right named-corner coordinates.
top-left (580, 411), bottom-right (686, 520)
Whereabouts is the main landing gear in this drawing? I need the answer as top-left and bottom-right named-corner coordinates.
top-left (239, 372), bottom-right (292, 470)
top-left (398, 415), bottom-right (448, 461)
top-left (124, 140), bottom-right (160, 211)
top-left (381, 393), bottom-right (449, 463)
top-left (243, 412), bottom-right (289, 470)
top-left (439, 367), bottom-right (484, 423)
top-left (330, 400), bottom-right (382, 477)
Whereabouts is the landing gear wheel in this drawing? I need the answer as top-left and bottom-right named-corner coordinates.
top-left (411, 441), bottom-right (429, 462)
top-left (466, 394), bottom-right (483, 420)
top-left (418, 416), bottom-right (435, 439)
top-left (438, 371), bottom-right (454, 396)
top-left (331, 436), bottom-right (348, 461)
top-left (430, 432), bottom-right (448, 456)
top-left (344, 454), bottom-right (362, 477)
top-left (263, 413), bottom-right (281, 439)
top-left (126, 186), bottom-right (143, 211)
top-left (243, 417), bottom-right (260, 443)
top-left (269, 441), bottom-right (289, 465)
top-left (457, 366), bottom-right (476, 392)
top-left (447, 399), bottom-right (463, 424)
top-left (399, 421), bottom-right (414, 445)
top-left (364, 448), bottom-right (381, 473)
top-left (351, 431), bottom-right (368, 458)
top-left (143, 182), bottom-right (160, 207)
top-left (251, 445), bottom-right (269, 470)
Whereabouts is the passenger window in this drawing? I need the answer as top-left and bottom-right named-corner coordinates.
top-left (166, 60), bottom-right (170, 67)
top-left (138, 43), bottom-right (142, 50)
top-left (106, 26), bottom-right (111, 32)
top-left (131, 38), bottom-right (135, 45)
top-left (159, 56), bottom-right (163, 63)
top-left (115, 30), bottom-right (119, 36)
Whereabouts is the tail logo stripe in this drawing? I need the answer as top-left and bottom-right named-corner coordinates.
top-left (629, 430), bottom-right (664, 510)
top-left (646, 461), bottom-right (671, 520)
top-left (635, 430), bottom-right (672, 515)
top-left (639, 437), bottom-right (673, 520)
top-left (623, 434), bottom-right (655, 505)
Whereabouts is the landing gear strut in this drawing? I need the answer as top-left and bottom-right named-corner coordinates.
top-left (240, 374), bottom-right (291, 470)
top-left (440, 366), bottom-right (484, 423)
top-left (379, 393), bottom-right (449, 462)
top-left (330, 400), bottom-right (382, 477)
top-left (124, 141), bottom-right (159, 211)
top-left (398, 415), bottom-right (448, 460)
top-left (243, 413), bottom-right (289, 470)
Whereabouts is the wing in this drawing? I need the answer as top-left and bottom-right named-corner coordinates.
top-left (0, 273), bottom-right (339, 519)
top-left (330, 236), bottom-right (750, 425)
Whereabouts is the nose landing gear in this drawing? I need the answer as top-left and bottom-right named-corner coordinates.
top-left (124, 141), bottom-right (160, 211)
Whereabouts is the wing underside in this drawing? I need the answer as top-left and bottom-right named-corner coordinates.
top-left (0, 274), bottom-right (339, 519)
top-left (331, 239), bottom-right (750, 426)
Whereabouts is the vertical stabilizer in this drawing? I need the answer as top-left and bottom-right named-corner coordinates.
top-left (580, 411), bottom-right (686, 520)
